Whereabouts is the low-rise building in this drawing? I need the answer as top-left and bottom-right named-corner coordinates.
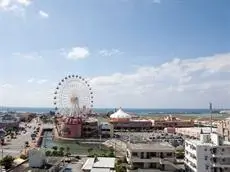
top-left (184, 132), bottom-right (230, 172)
top-left (176, 127), bottom-right (216, 138)
top-left (99, 122), bottom-right (114, 138)
top-left (0, 113), bottom-right (20, 129)
top-left (81, 157), bottom-right (115, 172)
top-left (152, 115), bottom-right (194, 129)
top-left (126, 143), bottom-right (182, 172)
top-left (110, 108), bottom-right (152, 131)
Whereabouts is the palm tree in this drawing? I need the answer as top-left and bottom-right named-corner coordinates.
top-left (65, 146), bottom-right (71, 156)
top-left (66, 146), bottom-right (70, 152)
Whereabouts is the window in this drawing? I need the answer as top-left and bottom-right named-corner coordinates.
top-left (222, 148), bottom-right (225, 152)
top-left (204, 148), bottom-right (207, 151)
top-left (167, 152), bottom-right (172, 157)
top-left (132, 152), bottom-right (138, 156)
top-left (141, 152), bottom-right (144, 159)
top-left (205, 165), bottom-right (209, 170)
top-left (205, 156), bottom-right (208, 160)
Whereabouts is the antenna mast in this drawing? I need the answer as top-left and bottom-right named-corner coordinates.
top-left (209, 102), bottom-right (213, 133)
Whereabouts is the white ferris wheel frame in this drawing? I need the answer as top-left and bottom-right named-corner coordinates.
top-left (53, 75), bottom-right (94, 117)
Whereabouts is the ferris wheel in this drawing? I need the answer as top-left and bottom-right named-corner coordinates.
top-left (53, 75), bottom-right (94, 117)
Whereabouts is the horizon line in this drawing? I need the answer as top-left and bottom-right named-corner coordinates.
top-left (0, 106), bottom-right (229, 110)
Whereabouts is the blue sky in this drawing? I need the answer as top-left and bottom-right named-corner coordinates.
top-left (0, 0), bottom-right (230, 108)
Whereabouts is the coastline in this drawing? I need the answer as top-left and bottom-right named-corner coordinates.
top-left (1, 106), bottom-right (229, 115)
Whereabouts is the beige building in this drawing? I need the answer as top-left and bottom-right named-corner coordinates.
top-left (176, 127), bottom-right (217, 139)
top-left (126, 143), bottom-right (183, 172)
top-left (217, 117), bottom-right (230, 141)
top-left (152, 115), bottom-right (194, 129)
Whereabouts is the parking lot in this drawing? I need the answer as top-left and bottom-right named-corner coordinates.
top-left (115, 131), bottom-right (184, 147)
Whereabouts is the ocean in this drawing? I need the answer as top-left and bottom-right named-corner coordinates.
top-left (0, 107), bottom-right (224, 116)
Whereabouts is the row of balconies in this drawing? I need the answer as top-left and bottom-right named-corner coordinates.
top-left (130, 152), bottom-right (173, 159)
top-left (211, 147), bottom-right (230, 155)
top-left (211, 157), bottom-right (230, 166)
top-left (185, 160), bottom-right (197, 169)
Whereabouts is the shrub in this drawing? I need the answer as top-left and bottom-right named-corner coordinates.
top-left (0, 155), bottom-right (14, 169)
top-left (20, 154), bottom-right (27, 160)
top-left (52, 146), bottom-right (58, 151)
top-left (52, 150), bottom-right (58, 156)
top-left (45, 150), bottom-right (52, 156)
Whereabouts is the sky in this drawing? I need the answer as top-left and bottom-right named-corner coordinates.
top-left (0, 0), bottom-right (230, 109)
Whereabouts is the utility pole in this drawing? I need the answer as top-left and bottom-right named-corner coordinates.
top-left (1, 142), bottom-right (3, 172)
top-left (209, 102), bottom-right (213, 134)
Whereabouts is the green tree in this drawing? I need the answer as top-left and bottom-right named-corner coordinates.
top-left (65, 146), bottom-right (71, 156)
top-left (88, 148), bottom-right (93, 154)
top-left (45, 150), bottom-right (52, 156)
top-left (58, 151), bottom-right (64, 156)
top-left (25, 141), bottom-right (29, 148)
top-left (0, 155), bottom-right (14, 169)
top-left (52, 146), bottom-right (58, 151)
top-left (108, 151), bottom-right (115, 157)
top-left (59, 147), bottom-right (65, 152)
top-left (20, 154), bottom-right (27, 160)
top-left (10, 133), bottom-right (14, 139)
top-left (52, 150), bottom-right (58, 156)
top-left (115, 165), bottom-right (126, 172)
top-left (66, 146), bottom-right (70, 153)
top-left (115, 160), bottom-right (126, 172)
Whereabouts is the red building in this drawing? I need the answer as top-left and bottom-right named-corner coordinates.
top-left (60, 117), bottom-right (82, 138)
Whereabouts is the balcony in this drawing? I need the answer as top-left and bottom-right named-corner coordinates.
top-left (212, 154), bottom-right (230, 158)
top-left (131, 156), bottom-right (161, 163)
top-left (212, 163), bottom-right (230, 168)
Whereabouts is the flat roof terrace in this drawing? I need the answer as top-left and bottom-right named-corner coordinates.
top-left (127, 142), bottom-right (175, 152)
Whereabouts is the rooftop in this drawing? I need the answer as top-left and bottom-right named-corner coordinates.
top-left (127, 142), bottom-right (175, 151)
top-left (110, 108), bottom-right (131, 119)
top-left (91, 168), bottom-right (111, 172)
top-left (81, 157), bottom-right (115, 170)
top-left (186, 133), bottom-right (230, 146)
top-left (93, 157), bottom-right (115, 168)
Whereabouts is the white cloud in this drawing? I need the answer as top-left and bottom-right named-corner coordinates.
top-left (17, 0), bottom-right (30, 6)
top-left (39, 10), bottom-right (49, 18)
top-left (1, 83), bottom-right (13, 88)
top-left (37, 79), bottom-right (47, 84)
top-left (89, 52), bottom-right (230, 108)
top-left (27, 78), bottom-right (48, 84)
top-left (27, 78), bottom-right (34, 83)
top-left (13, 52), bottom-right (42, 60)
top-left (98, 49), bottom-right (123, 57)
top-left (67, 47), bottom-right (90, 60)
top-left (2, 52), bottom-right (230, 108)
top-left (0, 0), bottom-right (31, 15)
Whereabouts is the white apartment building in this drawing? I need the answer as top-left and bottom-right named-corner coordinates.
top-left (185, 132), bottom-right (230, 172)
top-left (126, 143), bottom-right (184, 172)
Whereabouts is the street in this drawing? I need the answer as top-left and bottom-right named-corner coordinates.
top-left (1, 119), bottom-right (37, 158)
